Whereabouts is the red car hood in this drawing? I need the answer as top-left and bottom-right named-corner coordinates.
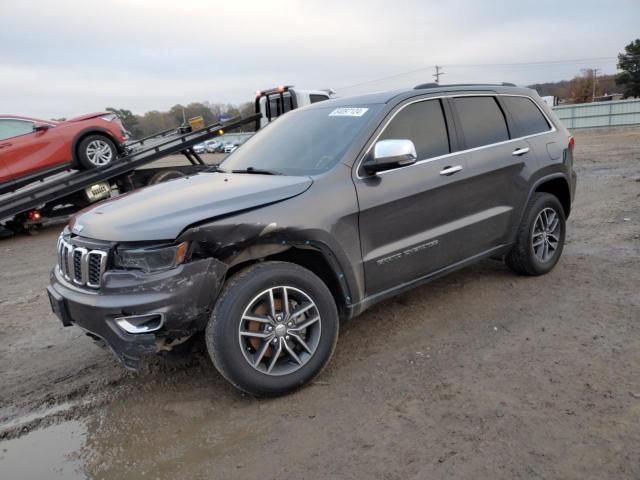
top-left (65, 112), bottom-right (111, 122)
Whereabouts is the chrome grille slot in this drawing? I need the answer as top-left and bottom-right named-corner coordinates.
top-left (87, 251), bottom-right (107, 288)
top-left (57, 237), bottom-right (107, 289)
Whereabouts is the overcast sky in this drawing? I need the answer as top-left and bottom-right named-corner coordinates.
top-left (1, 0), bottom-right (638, 119)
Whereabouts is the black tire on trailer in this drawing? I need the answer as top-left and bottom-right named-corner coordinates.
top-left (506, 192), bottom-right (566, 276)
top-left (77, 134), bottom-right (117, 170)
top-left (146, 170), bottom-right (186, 185)
top-left (206, 261), bottom-right (339, 397)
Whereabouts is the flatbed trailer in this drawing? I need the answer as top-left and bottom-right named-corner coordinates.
top-left (0, 114), bottom-right (259, 233)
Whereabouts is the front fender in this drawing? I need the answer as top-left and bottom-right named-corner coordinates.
top-left (179, 223), bottom-right (361, 316)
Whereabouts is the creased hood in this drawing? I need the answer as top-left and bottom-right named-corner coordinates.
top-left (65, 112), bottom-right (111, 122)
top-left (71, 172), bottom-right (312, 242)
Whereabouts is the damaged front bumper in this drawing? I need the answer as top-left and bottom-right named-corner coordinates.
top-left (47, 257), bottom-right (226, 369)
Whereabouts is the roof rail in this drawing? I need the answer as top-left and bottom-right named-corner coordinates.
top-left (414, 82), bottom-right (517, 90)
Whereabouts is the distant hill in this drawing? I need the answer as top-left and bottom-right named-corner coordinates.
top-left (528, 74), bottom-right (623, 100)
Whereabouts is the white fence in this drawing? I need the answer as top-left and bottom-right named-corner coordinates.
top-left (552, 99), bottom-right (640, 129)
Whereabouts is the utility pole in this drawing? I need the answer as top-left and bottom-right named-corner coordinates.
top-left (433, 65), bottom-right (444, 84)
top-left (591, 68), bottom-right (600, 102)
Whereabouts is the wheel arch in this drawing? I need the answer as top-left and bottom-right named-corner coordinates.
top-left (71, 127), bottom-right (119, 164)
top-left (533, 175), bottom-right (572, 218)
top-left (224, 243), bottom-right (353, 320)
top-left (508, 172), bottom-right (572, 246)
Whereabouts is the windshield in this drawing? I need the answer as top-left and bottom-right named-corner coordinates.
top-left (220, 104), bottom-right (382, 176)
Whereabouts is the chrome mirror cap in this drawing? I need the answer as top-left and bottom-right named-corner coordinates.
top-left (364, 139), bottom-right (417, 174)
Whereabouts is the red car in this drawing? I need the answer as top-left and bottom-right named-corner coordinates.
top-left (0, 113), bottom-right (128, 192)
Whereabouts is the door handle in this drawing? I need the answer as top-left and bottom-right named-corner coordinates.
top-left (512, 147), bottom-right (530, 156)
top-left (439, 165), bottom-right (463, 176)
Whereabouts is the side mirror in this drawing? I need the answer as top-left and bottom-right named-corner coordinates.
top-left (33, 123), bottom-right (51, 132)
top-left (363, 139), bottom-right (417, 175)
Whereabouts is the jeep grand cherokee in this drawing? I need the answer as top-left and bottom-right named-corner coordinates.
top-left (48, 84), bottom-right (576, 396)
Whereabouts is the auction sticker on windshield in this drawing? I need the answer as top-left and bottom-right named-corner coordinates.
top-left (329, 107), bottom-right (369, 117)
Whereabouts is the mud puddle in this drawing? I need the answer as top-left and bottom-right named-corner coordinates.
top-left (0, 419), bottom-right (87, 479)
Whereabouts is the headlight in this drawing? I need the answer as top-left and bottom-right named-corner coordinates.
top-left (113, 241), bottom-right (190, 273)
top-left (100, 114), bottom-right (117, 122)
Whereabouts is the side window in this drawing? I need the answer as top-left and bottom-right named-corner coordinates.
top-left (267, 92), bottom-right (293, 118)
top-left (0, 119), bottom-right (34, 141)
top-left (453, 97), bottom-right (509, 149)
top-left (379, 99), bottom-right (450, 160)
top-left (501, 96), bottom-right (550, 136)
top-left (309, 94), bottom-right (329, 104)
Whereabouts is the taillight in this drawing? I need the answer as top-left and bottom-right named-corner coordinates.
top-left (28, 210), bottom-right (41, 222)
top-left (568, 136), bottom-right (575, 152)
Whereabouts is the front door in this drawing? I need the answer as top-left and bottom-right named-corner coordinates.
top-left (354, 98), bottom-right (471, 296)
top-left (0, 118), bottom-right (65, 182)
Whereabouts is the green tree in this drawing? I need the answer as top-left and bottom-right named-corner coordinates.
top-left (616, 39), bottom-right (640, 98)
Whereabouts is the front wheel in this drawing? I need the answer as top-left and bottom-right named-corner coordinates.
top-left (506, 192), bottom-right (566, 275)
top-left (77, 134), bottom-right (117, 169)
top-left (206, 261), bottom-right (339, 396)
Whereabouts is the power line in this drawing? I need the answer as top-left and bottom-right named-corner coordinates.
top-left (334, 56), bottom-right (622, 91)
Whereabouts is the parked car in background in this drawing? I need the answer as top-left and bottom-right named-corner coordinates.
top-left (223, 142), bottom-right (238, 153)
top-left (193, 143), bottom-right (207, 154)
top-left (49, 84), bottom-right (576, 396)
top-left (205, 140), bottom-right (221, 153)
top-left (0, 113), bottom-right (127, 193)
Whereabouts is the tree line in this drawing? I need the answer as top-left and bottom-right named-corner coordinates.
top-left (530, 39), bottom-right (640, 104)
top-left (106, 101), bottom-right (256, 139)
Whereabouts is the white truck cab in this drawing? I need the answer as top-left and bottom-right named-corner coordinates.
top-left (254, 85), bottom-right (333, 130)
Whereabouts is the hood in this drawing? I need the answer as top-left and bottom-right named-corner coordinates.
top-left (71, 172), bottom-right (313, 242)
top-left (66, 112), bottom-right (111, 122)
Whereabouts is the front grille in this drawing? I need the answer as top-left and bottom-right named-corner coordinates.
top-left (57, 236), bottom-right (107, 288)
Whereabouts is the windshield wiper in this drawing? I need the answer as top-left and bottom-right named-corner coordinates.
top-left (231, 167), bottom-right (282, 175)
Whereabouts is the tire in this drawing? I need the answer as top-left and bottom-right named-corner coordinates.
top-left (206, 261), bottom-right (339, 396)
top-left (147, 170), bottom-right (186, 185)
top-left (77, 134), bottom-right (117, 170)
top-left (506, 192), bottom-right (566, 275)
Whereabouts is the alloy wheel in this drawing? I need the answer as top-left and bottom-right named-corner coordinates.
top-left (531, 207), bottom-right (561, 263)
top-left (86, 139), bottom-right (113, 166)
top-left (238, 286), bottom-right (321, 376)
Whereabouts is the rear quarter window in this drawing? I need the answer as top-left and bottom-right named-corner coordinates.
top-left (501, 96), bottom-right (551, 137)
top-left (453, 96), bottom-right (509, 149)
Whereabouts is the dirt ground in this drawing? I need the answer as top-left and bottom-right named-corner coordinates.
top-left (0, 128), bottom-right (639, 479)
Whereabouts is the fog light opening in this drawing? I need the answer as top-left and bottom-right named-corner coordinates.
top-left (115, 313), bottom-right (165, 334)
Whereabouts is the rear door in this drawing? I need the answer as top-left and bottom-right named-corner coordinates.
top-left (355, 98), bottom-right (471, 296)
top-left (447, 95), bottom-right (532, 254)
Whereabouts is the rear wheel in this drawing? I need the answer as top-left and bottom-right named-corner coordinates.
top-left (206, 261), bottom-right (339, 396)
top-left (77, 134), bottom-right (116, 169)
top-left (506, 192), bottom-right (566, 275)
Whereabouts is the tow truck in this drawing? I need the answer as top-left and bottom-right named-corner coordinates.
top-left (0, 85), bottom-right (331, 235)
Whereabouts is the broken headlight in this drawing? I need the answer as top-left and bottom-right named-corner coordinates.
top-left (113, 241), bottom-right (190, 273)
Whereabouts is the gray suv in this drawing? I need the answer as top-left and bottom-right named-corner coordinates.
top-left (48, 84), bottom-right (576, 396)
